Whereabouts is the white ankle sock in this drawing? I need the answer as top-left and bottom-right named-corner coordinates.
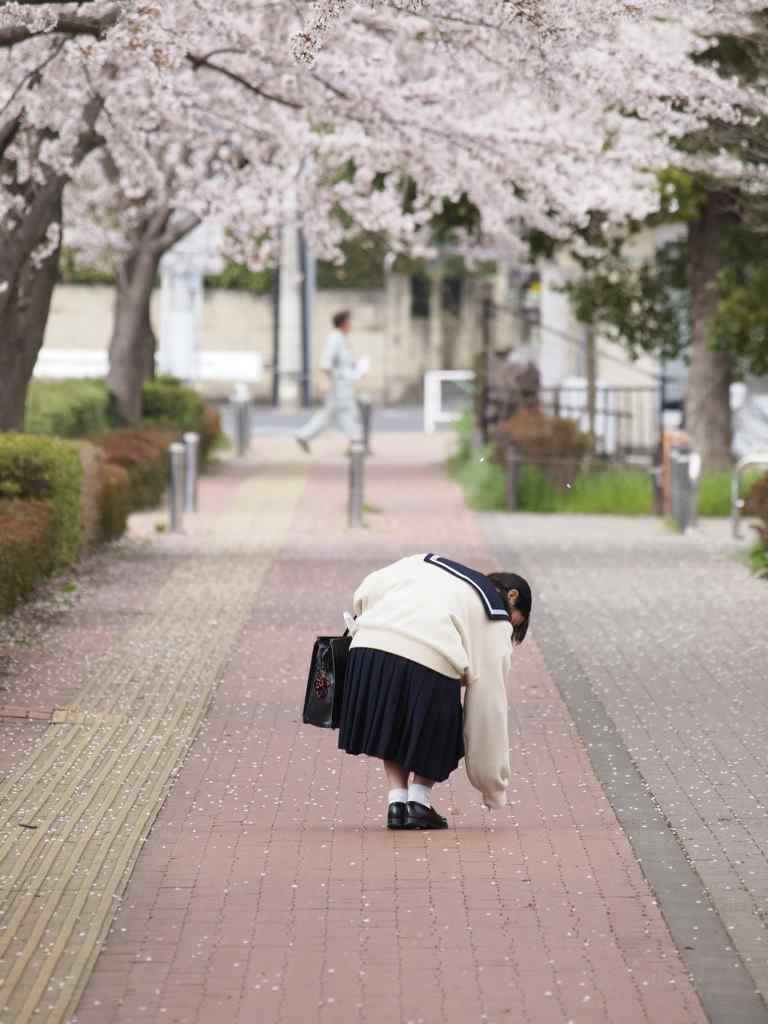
top-left (388, 788), bottom-right (408, 805)
top-left (408, 783), bottom-right (432, 809)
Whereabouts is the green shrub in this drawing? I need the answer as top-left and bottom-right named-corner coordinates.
top-left (199, 403), bottom-right (223, 462)
top-left (745, 472), bottom-right (768, 579)
top-left (100, 463), bottom-right (131, 541)
top-left (0, 434), bottom-right (83, 565)
top-left (100, 425), bottom-right (178, 511)
top-left (76, 441), bottom-right (106, 551)
top-left (142, 377), bottom-right (221, 462)
top-left (0, 500), bottom-right (58, 615)
top-left (749, 539), bottom-right (768, 578)
top-left (142, 376), bottom-right (204, 431)
top-left (494, 407), bottom-right (593, 490)
top-left (25, 379), bottom-right (108, 439)
top-left (25, 376), bottom-right (221, 464)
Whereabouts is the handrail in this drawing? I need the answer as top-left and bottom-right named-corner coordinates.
top-left (732, 452), bottom-right (768, 539)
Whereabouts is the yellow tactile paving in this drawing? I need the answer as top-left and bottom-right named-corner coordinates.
top-left (0, 445), bottom-right (310, 1024)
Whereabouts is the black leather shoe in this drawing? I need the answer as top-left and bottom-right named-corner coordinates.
top-left (387, 801), bottom-right (406, 830)
top-left (404, 801), bottom-right (448, 830)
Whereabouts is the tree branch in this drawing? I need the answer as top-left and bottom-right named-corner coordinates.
top-left (0, 113), bottom-right (22, 159)
top-left (154, 211), bottom-right (200, 254)
top-left (187, 53), bottom-right (302, 110)
top-left (0, 7), bottom-right (118, 48)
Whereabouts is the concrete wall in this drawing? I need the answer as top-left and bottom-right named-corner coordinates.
top-left (535, 249), bottom-right (662, 391)
top-left (41, 258), bottom-right (666, 406)
top-left (42, 274), bottom-right (488, 405)
top-left (43, 279), bottom-right (430, 404)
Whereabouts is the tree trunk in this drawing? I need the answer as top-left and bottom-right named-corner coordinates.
top-left (0, 191), bottom-right (63, 432)
top-left (0, 96), bottom-right (104, 431)
top-left (106, 247), bottom-right (161, 423)
top-left (105, 210), bottom-right (199, 423)
top-left (686, 191), bottom-right (736, 473)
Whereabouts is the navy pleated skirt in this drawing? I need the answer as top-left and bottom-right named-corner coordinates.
top-left (338, 647), bottom-right (464, 782)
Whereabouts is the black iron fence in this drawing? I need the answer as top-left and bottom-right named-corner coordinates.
top-left (539, 385), bottom-right (662, 462)
top-left (482, 379), bottom-right (681, 465)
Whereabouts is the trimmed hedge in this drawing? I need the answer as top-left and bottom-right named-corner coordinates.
top-left (200, 403), bottom-right (223, 462)
top-left (24, 376), bottom-right (222, 459)
top-left (101, 462), bottom-right (132, 541)
top-left (3, 377), bottom-right (223, 618)
top-left (0, 434), bottom-right (83, 566)
top-left (142, 375), bottom-right (204, 431)
top-left (142, 376), bottom-right (221, 463)
top-left (100, 424), bottom-right (179, 511)
top-left (26, 379), bottom-right (108, 439)
top-left (0, 500), bottom-right (58, 615)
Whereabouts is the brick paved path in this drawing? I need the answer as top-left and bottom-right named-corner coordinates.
top-left (1, 434), bottom-right (715, 1023)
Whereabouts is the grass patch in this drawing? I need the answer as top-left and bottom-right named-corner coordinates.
top-left (517, 465), bottom-right (558, 512)
top-left (448, 415), bottom-right (655, 515)
top-left (515, 464), bottom-right (653, 514)
top-left (699, 469), bottom-right (762, 517)
top-left (558, 469), bottom-right (653, 515)
top-left (452, 448), bottom-right (507, 510)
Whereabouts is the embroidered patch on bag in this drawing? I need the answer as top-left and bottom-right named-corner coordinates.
top-left (314, 671), bottom-right (331, 700)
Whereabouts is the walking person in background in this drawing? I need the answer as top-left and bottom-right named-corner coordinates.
top-left (295, 309), bottom-right (367, 453)
top-left (338, 553), bottom-right (532, 830)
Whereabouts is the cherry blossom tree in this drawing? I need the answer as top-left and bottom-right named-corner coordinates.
top-left (0, 2), bottom-right (175, 428)
top-left (3, 0), bottom-right (767, 428)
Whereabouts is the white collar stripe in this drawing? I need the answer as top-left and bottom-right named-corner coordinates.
top-left (425, 554), bottom-right (509, 621)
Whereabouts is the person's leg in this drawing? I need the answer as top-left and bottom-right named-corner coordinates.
top-left (295, 399), bottom-right (333, 445)
top-left (409, 773), bottom-right (435, 809)
top-left (334, 394), bottom-right (364, 444)
top-left (383, 759), bottom-right (409, 830)
top-left (383, 758), bottom-right (409, 803)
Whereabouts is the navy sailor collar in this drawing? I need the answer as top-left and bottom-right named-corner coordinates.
top-left (424, 554), bottom-right (510, 622)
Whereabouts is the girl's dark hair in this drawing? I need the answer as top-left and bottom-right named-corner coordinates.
top-left (486, 572), bottom-right (532, 645)
top-left (333, 309), bottom-right (351, 328)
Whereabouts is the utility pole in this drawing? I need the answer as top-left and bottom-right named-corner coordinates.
top-left (478, 281), bottom-right (494, 443)
top-left (585, 325), bottom-right (597, 440)
top-left (298, 229), bottom-right (314, 407)
top-left (277, 205), bottom-right (303, 409)
top-left (271, 264), bottom-right (280, 406)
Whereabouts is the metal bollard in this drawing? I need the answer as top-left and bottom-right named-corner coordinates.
top-left (358, 393), bottom-right (373, 455)
top-left (348, 439), bottom-right (365, 527)
top-left (183, 432), bottom-right (199, 513)
top-left (168, 442), bottom-right (186, 532)
top-left (687, 452), bottom-right (701, 531)
top-left (229, 384), bottom-right (251, 458)
top-left (230, 398), bottom-right (251, 457)
top-left (670, 446), bottom-right (700, 532)
top-left (670, 449), bottom-right (682, 527)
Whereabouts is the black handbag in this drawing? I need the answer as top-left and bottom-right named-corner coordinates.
top-left (302, 633), bottom-right (352, 729)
